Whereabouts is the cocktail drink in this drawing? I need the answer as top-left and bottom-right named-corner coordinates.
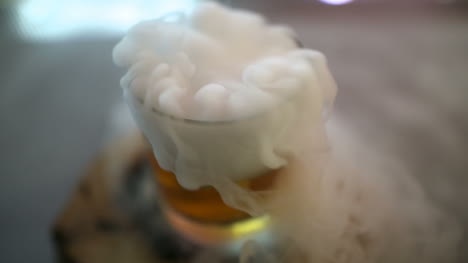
top-left (113, 2), bottom-right (336, 245)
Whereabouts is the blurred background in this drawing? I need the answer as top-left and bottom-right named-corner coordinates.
top-left (1, 0), bottom-right (467, 262)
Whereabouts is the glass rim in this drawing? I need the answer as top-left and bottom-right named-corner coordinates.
top-left (147, 102), bottom-right (275, 126)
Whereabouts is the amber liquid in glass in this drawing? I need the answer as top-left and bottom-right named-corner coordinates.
top-left (149, 155), bottom-right (277, 224)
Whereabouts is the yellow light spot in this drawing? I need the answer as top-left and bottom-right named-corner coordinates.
top-left (230, 215), bottom-right (270, 238)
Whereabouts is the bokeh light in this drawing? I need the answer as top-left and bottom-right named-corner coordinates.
top-left (319, 0), bottom-right (354, 5)
top-left (17, 0), bottom-right (197, 41)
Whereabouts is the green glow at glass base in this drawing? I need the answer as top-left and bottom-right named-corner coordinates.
top-left (165, 209), bottom-right (271, 245)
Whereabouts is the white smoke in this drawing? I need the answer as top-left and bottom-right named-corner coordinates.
top-left (113, 2), bottom-right (336, 199)
top-left (113, 2), bottom-right (462, 262)
top-left (252, 117), bottom-right (462, 263)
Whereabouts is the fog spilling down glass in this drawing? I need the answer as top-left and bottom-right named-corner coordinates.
top-left (135, 102), bottom-right (285, 245)
top-left (113, 1), bottom-right (337, 248)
